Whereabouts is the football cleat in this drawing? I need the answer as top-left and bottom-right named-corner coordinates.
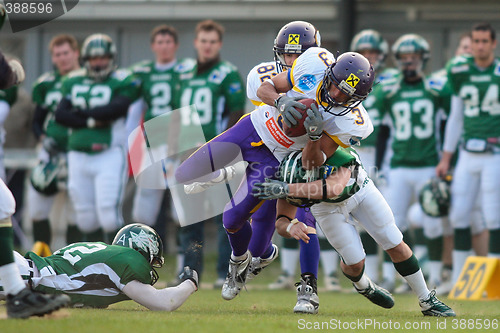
top-left (7, 288), bottom-right (70, 319)
top-left (184, 166), bottom-right (236, 195)
top-left (268, 272), bottom-right (295, 290)
top-left (354, 277), bottom-right (394, 309)
top-left (221, 251), bottom-right (251, 300)
top-left (324, 272), bottom-right (342, 292)
top-left (419, 290), bottom-right (456, 317)
top-left (31, 241), bottom-right (53, 257)
top-left (293, 273), bottom-right (319, 314)
top-left (246, 244), bottom-right (279, 282)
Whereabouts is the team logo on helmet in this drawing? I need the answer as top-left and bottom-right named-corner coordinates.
top-left (346, 73), bottom-right (360, 88)
top-left (288, 34), bottom-right (300, 44)
top-left (130, 230), bottom-right (160, 256)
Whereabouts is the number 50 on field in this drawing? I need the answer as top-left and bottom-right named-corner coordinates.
top-left (449, 257), bottom-right (500, 300)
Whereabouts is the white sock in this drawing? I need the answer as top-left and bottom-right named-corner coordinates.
top-left (427, 261), bottom-right (442, 289)
top-left (414, 245), bottom-right (428, 261)
top-left (364, 255), bottom-right (379, 283)
top-left (402, 269), bottom-right (430, 300)
top-left (382, 262), bottom-right (395, 284)
top-left (488, 252), bottom-right (500, 259)
top-left (231, 252), bottom-right (248, 262)
top-left (0, 263), bottom-right (26, 295)
top-left (320, 250), bottom-right (338, 276)
top-left (352, 273), bottom-right (370, 290)
top-left (281, 248), bottom-right (299, 276)
top-left (452, 250), bottom-right (471, 284)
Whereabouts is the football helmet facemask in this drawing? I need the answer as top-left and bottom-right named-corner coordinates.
top-left (392, 34), bottom-right (430, 80)
top-left (273, 21), bottom-right (321, 72)
top-left (350, 29), bottom-right (388, 72)
top-left (419, 177), bottom-right (451, 217)
top-left (318, 52), bottom-right (375, 116)
top-left (81, 33), bottom-right (117, 81)
top-left (112, 223), bottom-right (164, 285)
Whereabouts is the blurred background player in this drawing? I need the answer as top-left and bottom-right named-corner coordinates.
top-left (0, 6), bottom-right (70, 318)
top-left (0, 223), bottom-right (198, 311)
top-left (372, 34), bottom-right (448, 291)
top-left (349, 29), bottom-right (397, 284)
top-left (0, 82), bottom-right (17, 181)
top-left (29, 34), bottom-right (81, 256)
top-left (55, 33), bottom-right (139, 243)
top-left (436, 22), bottom-right (500, 286)
top-left (171, 20), bottom-right (245, 286)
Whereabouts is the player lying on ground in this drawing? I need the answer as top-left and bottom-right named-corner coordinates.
top-left (252, 148), bottom-right (456, 317)
top-left (0, 224), bottom-right (198, 311)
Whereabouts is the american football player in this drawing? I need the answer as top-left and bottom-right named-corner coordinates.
top-left (246, 21), bottom-right (337, 313)
top-left (55, 33), bottom-right (140, 243)
top-left (168, 20), bottom-right (246, 287)
top-left (29, 34), bottom-right (81, 257)
top-left (252, 148), bottom-right (456, 317)
top-left (370, 34), bottom-right (447, 291)
top-left (436, 22), bottom-right (500, 285)
top-left (175, 47), bottom-right (374, 303)
top-left (0, 5), bottom-right (70, 318)
top-left (0, 223), bottom-right (198, 311)
top-left (0, 85), bottom-right (17, 180)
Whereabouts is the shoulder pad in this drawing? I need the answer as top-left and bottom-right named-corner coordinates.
top-left (35, 71), bottom-right (56, 84)
top-left (112, 68), bottom-right (133, 81)
top-left (67, 68), bottom-right (87, 79)
top-left (175, 58), bottom-right (196, 73)
top-left (130, 60), bottom-right (152, 74)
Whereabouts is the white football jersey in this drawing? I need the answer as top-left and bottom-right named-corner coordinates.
top-left (250, 47), bottom-right (373, 161)
top-left (247, 61), bottom-right (279, 106)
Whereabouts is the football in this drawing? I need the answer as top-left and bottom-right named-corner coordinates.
top-left (283, 98), bottom-right (318, 137)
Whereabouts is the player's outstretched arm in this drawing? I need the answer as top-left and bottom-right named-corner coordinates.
top-left (122, 278), bottom-right (197, 312)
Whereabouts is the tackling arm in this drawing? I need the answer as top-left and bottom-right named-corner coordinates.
top-left (301, 134), bottom-right (338, 170)
top-left (256, 71), bottom-right (292, 106)
top-left (122, 279), bottom-right (197, 312)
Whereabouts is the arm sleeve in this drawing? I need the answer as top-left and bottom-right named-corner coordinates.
top-left (0, 100), bottom-right (9, 126)
top-left (442, 95), bottom-right (463, 153)
top-left (55, 97), bottom-right (88, 128)
top-left (32, 105), bottom-right (49, 139)
top-left (122, 280), bottom-right (196, 312)
top-left (83, 95), bottom-right (132, 121)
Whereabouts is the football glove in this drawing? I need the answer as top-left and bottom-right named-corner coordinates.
top-left (274, 95), bottom-right (306, 127)
top-left (252, 178), bottom-right (289, 200)
top-left (303, 103), bottom-right (324, 141)
top-left (178, 266), bottom-right (199, 290)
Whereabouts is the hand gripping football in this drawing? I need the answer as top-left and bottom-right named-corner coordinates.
top-left (283, 98), bottom-right (318, 137)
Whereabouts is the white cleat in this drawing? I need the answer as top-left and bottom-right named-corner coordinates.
top-left (184, 166), bottom-right (236, 194)
top-left (246, 244), bottom-right (279, 282)
top-left (221, 251), bottom-right (251, 300)
top-left (293, 273), bottom-right (319, 314)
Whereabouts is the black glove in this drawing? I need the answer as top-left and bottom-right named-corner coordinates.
top-left (178, 266), bottom-right (199, 290)
top-left (304, 103), bottom-right (324, 141)
top-left (274, 95), bottom-right (306, 127)
top-left (252, 178), bottom-right (290, 200)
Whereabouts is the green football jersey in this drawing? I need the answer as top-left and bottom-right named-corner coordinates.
top-left (374, 75), bottom-right (444, 168)
top-left (0, 86), bottom-right (17, 106)
top-left (174, 59), bottom-right (245, 151)
top-left (130, 59), bottom-right (189, 122)
top-left (26, 242), bottom-right (152, 308)
top-left (447, 54), bottom-right (500, 142)
top-left (61, 68), bottom-right (140, 152)
top-left (361, 67), bottom-right (399, 147)
top-left (32, 71), bottom-right (69, 150)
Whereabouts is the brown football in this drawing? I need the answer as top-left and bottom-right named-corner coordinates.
top-left (283, 98), bottom-right (318, 137)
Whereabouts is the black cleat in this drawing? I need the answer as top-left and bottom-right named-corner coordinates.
top-left (7, 288), bottom-right (70, 319)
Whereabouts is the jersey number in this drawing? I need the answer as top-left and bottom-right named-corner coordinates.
top-left (460, 84), bottom-right (500, 117)
top-left (150, 82), bottom-right (172, 116)
top-left (62, 243), bottom-right (107, 265)
top-left (257, 64), bottom-right (277, 83)
top-left (72, 85), bottom-right (112, 109)
top-left (180, 87), bottom-right (213, 125)
top-left (392, 99), bottom-right (434, 140)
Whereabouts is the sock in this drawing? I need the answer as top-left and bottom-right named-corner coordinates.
top-left (426, 236), bottom-right (443, 261)
top-left (452, 227), bottom-right (472, 283)
top-left (299, 234), bottom-right (319, 278)
top-left (452, 250), bottom-right (471, 283)
top-left (66, 224), bottom-right (84, 245)
top-left (0, 226), bottom-right (15, 266)
top-left (261, 243), bottom-right (274, 259)
top-left (428, 261), bottom-right (443, 288)
top-left (320, 250), bottom-right (339, 277)
top-left (227, 222), bottom-right (252, 257)
top-left (343, 266), bottom-right (370, 290)
top-left (84, 228), bottom-right (104, 242)
top-left (394, 254), bottom-right (429, 300)
top-left (364, 255), bottom-right (379, 283)
top-left (489, 228), bottom-right (500, 256)
top-left (281, 248), bottom-right (299, 276)
top-left (382, 252), bottom-right (395, 284)
top-left (360, 232), bottom-right (378, 281)
top-left (0, 263), bottom-right (26, 295)
top-left (413, 227), bottom-right (426, 248)
top-left (231, 252), bottom-right (249, 262)
top-left (33, 219), bottom-right (51, 244)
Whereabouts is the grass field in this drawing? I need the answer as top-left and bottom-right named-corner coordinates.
top-left (1, 254), bottom-right (499, 333)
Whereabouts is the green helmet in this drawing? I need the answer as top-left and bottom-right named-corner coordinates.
top-left (81, 33), bottom-right (116, 81)
top-left (392, 34), bottom-right (430, 77)
top-left (418, 177), bottom-right (450, 217)
top-left (350, 29), bottom-right (388, 71)
top-left (112, 223), bottom-right (164, 285)
top-left (30, 156), bottom-right (67, 196)
top-left (277, 151), bottom-right (333, 207)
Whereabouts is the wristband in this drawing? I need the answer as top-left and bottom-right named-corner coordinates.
top-left (286, 218), bottom-right (300, 234)
top-left (277, 214), bottom-right (292, 222)
top-left (274, 95), bottom-right (284, 109)
top-left (265, 78), bottom-right (275, 87)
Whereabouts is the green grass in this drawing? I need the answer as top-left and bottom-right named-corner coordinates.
top-left (1, 254), bottom-right (499, 333)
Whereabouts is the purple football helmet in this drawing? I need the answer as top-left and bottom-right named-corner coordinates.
top-left (319, 52), bottom-right (375, 116)
top-left (273, 21), bottom-right (321, 72)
